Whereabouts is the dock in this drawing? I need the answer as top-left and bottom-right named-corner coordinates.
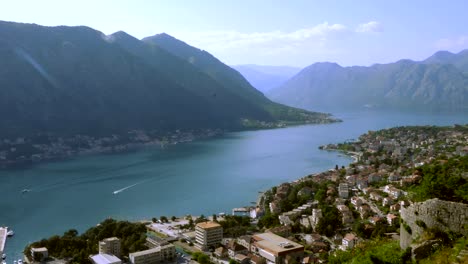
top-left (0, 227), bottom-right (6, 256)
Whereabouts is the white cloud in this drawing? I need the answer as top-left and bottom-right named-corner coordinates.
top-left (175, 22), bottom-right (347, 52)
top-left (435, 35), bottom-right (468, 50)
top-left (355, 21), bottom-right (382, 33)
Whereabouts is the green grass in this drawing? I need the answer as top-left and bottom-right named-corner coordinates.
top-left (329, 239), bottom-right (410, 264)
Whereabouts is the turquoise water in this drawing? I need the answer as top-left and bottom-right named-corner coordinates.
top-left (0, 110), bottom-right (466, 258)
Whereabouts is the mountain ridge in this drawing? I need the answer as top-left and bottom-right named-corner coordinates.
top-left (267, 50), bottom-right (468, 111)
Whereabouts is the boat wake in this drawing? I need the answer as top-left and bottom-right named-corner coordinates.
top-left (112, 181), bottom-right (144, 195)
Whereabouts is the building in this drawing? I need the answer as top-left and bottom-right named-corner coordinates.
top-left (31, 247), bottom-right (48, 262)
top-left (342, 234), bottom-right (356, 249)
top-left (90, 254), bottom-right (122, 264)
top-left (99, 237), bottom-right (121, 257)
top-left (386, 214), bottom-right (399, 226)
top-left (251, 232), bottom-right (304, 264)
top-left (338, 183), bottom-right (349, 199)
top-left (129, 244), bottom-right (175, 264)
top-left (195, 221), bottom-right (223, 250)
top-left (350, 197), bottom-right (362, 207)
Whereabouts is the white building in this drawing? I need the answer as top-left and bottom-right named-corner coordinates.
top-left (342, 233), bottom-right (356, 249)
top-left (90, 254), bottom-right (122, 264)
top-left (338, 183), bottom-right (349, 199)
top-left (99, 237), bottom-right (121, 258)
top-left (195, 221), bottom-right (223, 250)
top-left (129, 244), bottom-right (175, 264)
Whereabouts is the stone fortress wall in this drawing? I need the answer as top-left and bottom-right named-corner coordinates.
top-left (400, 198), bottom-right (468, 249)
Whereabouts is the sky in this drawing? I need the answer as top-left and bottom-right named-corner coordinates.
top-left (1, 0), bottom-right (468, 67)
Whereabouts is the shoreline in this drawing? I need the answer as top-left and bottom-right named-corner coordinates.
top-left (0, 118), bottom-right (341, 170)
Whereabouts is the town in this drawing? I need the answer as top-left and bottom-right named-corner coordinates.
top-left (10, 125), bottom-right (468, 264)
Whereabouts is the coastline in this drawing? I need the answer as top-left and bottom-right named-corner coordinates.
top-left (0, 117), bottom-right (341, 170)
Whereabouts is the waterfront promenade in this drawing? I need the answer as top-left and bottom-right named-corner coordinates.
top-left (0, 227), bottom-right (6, 255)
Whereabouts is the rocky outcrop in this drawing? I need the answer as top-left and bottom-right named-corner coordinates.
top-left (400, 198), bottom-right (468, 249)
top-left (411, 239), bottom-right (443, 261)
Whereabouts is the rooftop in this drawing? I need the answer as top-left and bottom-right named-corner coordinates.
top-left (90, 254), bottom-right (121, 264)
top-left (253, 233), bottom-right (303, 255)
top-left (196, 221), bottom-right (222, 229)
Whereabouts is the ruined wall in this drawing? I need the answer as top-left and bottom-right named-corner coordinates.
top-left (400, 198), bottom-right (468, 249)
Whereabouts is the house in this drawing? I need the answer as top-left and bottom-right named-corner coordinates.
top-left (214, 247), bottom-right (228, 258)
top-left (235, 254), bottom-right (250, 264)
top-left (341, 211), bottom-right (355, 224)
top-left (369, 192), bottom-right (383, 202)
top-left (350, 197), bottom-right (362, 207)
top-left (237, 235), bottom-right (253, 251)
top-left (389, 203), bottom-right (401, 212)
top-left (382, 197), bottom-right (394, 207)
top-left (368, 173), bottom-right (382, 183)
top-left (358, 205), bottom-right (371, 219)
top-left (342, 234), bottom-right (356, 249)
top-left (228, 241), bottom-right (249, 258)
top-left (362, 187), bottom-right (375, 195)
top-left (369, 216), bottom-right (383, 225)
top-left (356, 178), bottom-right (368, 190)
top-left (249, 254), bottom-right (266, 264)
top-left (386, 214), bottom-right (399, 226)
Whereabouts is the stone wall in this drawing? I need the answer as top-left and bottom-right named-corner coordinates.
top-left (400, 198), bottom-right (468, 249)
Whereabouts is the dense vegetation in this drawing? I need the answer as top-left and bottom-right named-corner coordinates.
top-left (408, 155), bottom-right (468, 203)
top-left (0, 21), bottom-right (334, 139)
top-left (217, 215), bottom-right (256, 237)
top-left (328, 239), bottom-right (412, 264)
top-left (24, 219), bottom-right (148, 263)
top-left (268, 51), bottom-right (468, 111)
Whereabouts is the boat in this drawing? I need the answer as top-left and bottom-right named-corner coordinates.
top-left (7, 230), bottom-right (14, 237)
top-left (2, 253), bottom-right (6, 259)
top-left (21, 189), bottom-right (30, 194)
top-left (18, 260), bottom-right (23, 264)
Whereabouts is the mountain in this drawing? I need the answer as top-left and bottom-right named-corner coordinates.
top-left (141, 33), bottom-right (333, 123)
top-left (231, 65), bottom-right (301, 92)
top-left (0, 21), bottom-right (334, 138)
top-left (422, 49), bottom-right (468, 72)
top-left (268, 53), bottom-right (468, 112)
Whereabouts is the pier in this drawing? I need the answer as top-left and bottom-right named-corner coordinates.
top-left (0, 227), bottom-right (6, 256)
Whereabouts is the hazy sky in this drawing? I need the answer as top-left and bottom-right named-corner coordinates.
top-left (1, 0), bottom-right (467, 67)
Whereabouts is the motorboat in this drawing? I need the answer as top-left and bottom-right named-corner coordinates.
top-left (7, 230), bottom-right (14, 237)
top-left (1, 253), bottom-right (6, 259)
top-left (21, 189), bottom-right (31, 194)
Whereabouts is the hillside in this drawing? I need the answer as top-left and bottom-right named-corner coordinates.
top-left (231, 65), bottom-right (301, 92)
top-left (0, 21), bottom-right (335, 139)
top-left (268, 53), bottom-right (468, 111)
top-left (142, 33), bottom-right (331, 124)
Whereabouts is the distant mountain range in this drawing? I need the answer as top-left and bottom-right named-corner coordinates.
top-left (267, 50), bottom-right (468, 111)
top-left (231, 65), bottom-right (301, 93)
top-left (0, 21), bottom-right (335, 138)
